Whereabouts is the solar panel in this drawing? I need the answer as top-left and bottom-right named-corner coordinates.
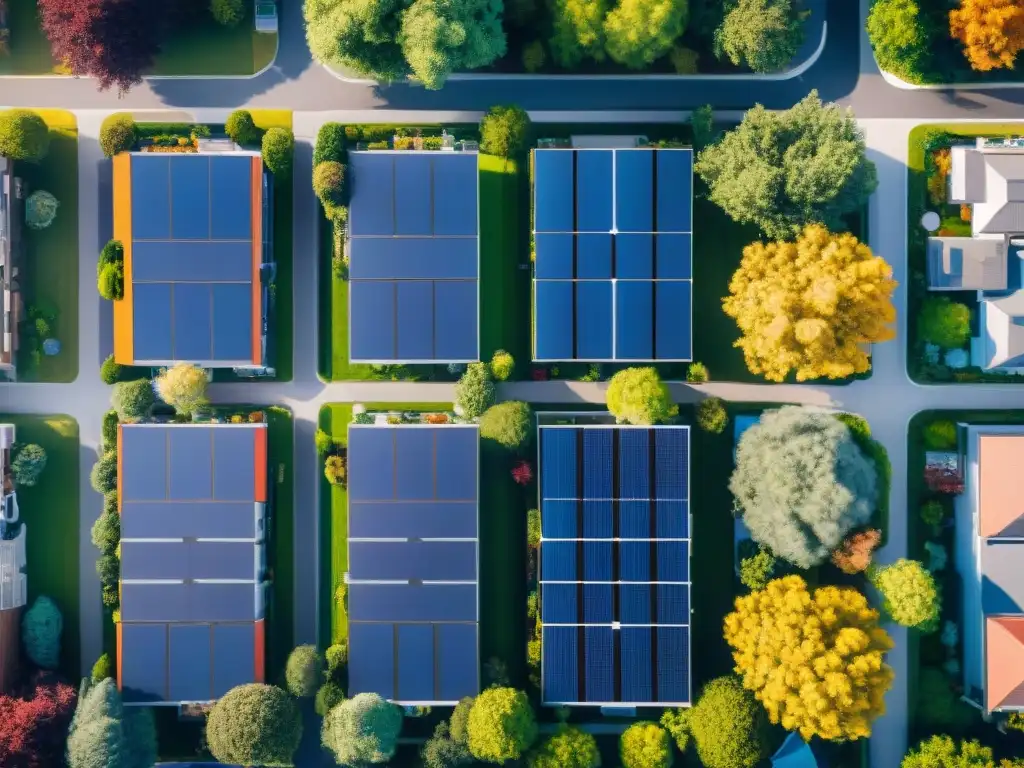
top-left (539, 425), bottom-right (692, 706)
top-left (533, 148), bottom-right (694, 362)
top-left (348, 152), bottom-right (479, 363)
top-left (347, 425), bottom-right (480, 704)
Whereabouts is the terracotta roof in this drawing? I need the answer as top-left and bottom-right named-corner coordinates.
top-left (987, 617), bottom-right (1024, 710)
top-left (979, 434), bottom-right (1024, 537)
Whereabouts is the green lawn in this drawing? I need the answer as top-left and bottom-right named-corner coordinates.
top-left (16, 110), bottom-right (78, 382)
top-left (0, 414), bottom-right (80, 678)
top-left (0, 0), bottom-right (59, 74)
top-left (320, 214), bottom-right (375, 382)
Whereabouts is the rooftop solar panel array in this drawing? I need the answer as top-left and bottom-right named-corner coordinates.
top-left (538, 425), bottom-right (692, 706)
top-left (348, 152), bottom-right (479, 363)
top-left (129, 154), bottom-right (256, 364)
top-left (533, 149), bottom-right (693, 362)
top-left (347, 425), bottom-right (480, 704)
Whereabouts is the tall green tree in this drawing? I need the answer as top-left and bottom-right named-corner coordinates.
top-left (400, 0), bottom-right (506, 89)
top-left (67, 678), bottom-right (157, 768)
top-left (714, 0), bottom-right (804, 73)
top-left (603, 0), bottom-right (688, 68)
top-left (322, 693), bottom-right (404, 765)
top-left (548, 0), bottom-right (607, 66)
top-left (866, 0), bottom-right (931, 83)
top-left (695, 91), bottom-right (877, 239)
top-left (304, 0), bottom-right (410, 81)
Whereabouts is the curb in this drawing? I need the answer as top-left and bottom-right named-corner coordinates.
top-left (878, 62), bottom-right (1024, 91)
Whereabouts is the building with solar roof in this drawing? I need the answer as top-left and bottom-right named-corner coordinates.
top-left (116, 422), bottom-right (269, 705)
top-left (111, 152), bottom-right (273, 372)
top-left (347, 151), bottom-right (479, 364)
top-left (538, 424), bottom-right (692, 706)
top-left (532, 148), bottom-right (693, 362)
top-left (346, 424), bottom-right (480, 704)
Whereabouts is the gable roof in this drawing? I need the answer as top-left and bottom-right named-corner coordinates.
top-left (951, 148), bottom-right (1024, 234)
top-left (981, 296), bottom-right (1024, 369)
top-left (987, 617), bottom-right (1024, 710)
top-left (927, 237), bottom-right (1007, 290)
top-left (979, 434), bottom-right (1024, 537)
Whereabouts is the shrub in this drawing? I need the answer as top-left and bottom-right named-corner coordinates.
top-left (690, 105), bottom-right (715, 150)
top-left (316, 682), bottom-right (346, 716)
top-left (225, 109), bottom-right (259, 144)
top-left (511, 460), bottom-right (533, 486)
top-left (923, 419), bottom-right (957, 450)
top-left (325, 455), bottom-right (347, 485)
top-left (490, 349), bottom-right (515, 381)
top-left (479, 401), bottom-right (532, 449)
top-left (326, 642), bottom-right (348, 681)
top-left (206, 684), bottom-right (302, 767)
top-left (99, 113), bottom-right (136, 157)
top-left (313, 123), bottom-right (347, 165)
top-left (919, 297), bottom-right (971, 349)
top-left (696, 397), bottom-right (728, 434)
top-left (528, 726), bottom-right (600, 768)
top-left (90, 452), bottom-right (118, 495)
top-left (480, 105), bottom-right (532, 158)
top-left (262, 128), bottom-right (294, 177)
top-left (620, 722), bottom-right (673, 768)
top-left (607, 367), bottom-right (678, 425)
top-left (285, 645), bottom-right (324, 698)
top-left (103, 492), bottom-right (118, 516)
top-left (111, 379), bottom-right (154, 422)
top-left (211, 0), bottom-right (245, 27)
top-left (98, 239), bottom-right (123, 272)
top-left (12, 444), bottom-right (47, 487)
top-left (100, 355), bottom-right (122, 385)
top-left (739, 548), bottom-right (777, 591)
top-left (831, 528), bottom-right (882, 574)
top-left (686, 362), bottom-right (709, 383)
top-left (871, 558), bottom-right (941, 632)
top-left (314, 161), bottom-right (347, 208)
top-left (423, 722), bottom-right (473, 768)
top-left (523, 40), bottom-right (547, 71)
top-left (0, 672), bottom-right (78, 767)
top-left (0, 109), bottom-right (50, 161)
top-left (315, 428), bottom-right (334, 456)
top-left (670, 46), bottom-right (699, 74)
top-left (321, 692), bottom-right (403, 765)
top-left (155, 363), bottom-right (208, 415)
top-left (455, 363), bottom-right (496, 420)
top-left (22, 595), bottom-right (62, 669)
top-left (101, 410), bottom-right (119, 450)
top-left (921, 500), bottom-right (946, 530)
top-left (97, 263), bottom-right (124, 301)
top-left (90, 654), bottom-right (113, 684)
top-left (527, 508), bottom-right (541, 549)
top-left (25, 190), bottom-right (59, 230)
top-left (91, 510), bottom-right (120, 555)
top-left (467, 687), bottom-right (537, 763)
top-left (684, 677), bottom-right (769, 768)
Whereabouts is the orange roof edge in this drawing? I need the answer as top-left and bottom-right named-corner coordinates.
top-left (116, 621), bottom-right (122, 691)
top-left (987, 617), bottom-right (1024, 710)
top-left (250, 156), bottom-right (262, 367)
top-left (112, 153), bottom-right (134, 364)
top-left (254, 618), bottom-right (265, 683)
top-left (254, 425), bottom-right (267, 503)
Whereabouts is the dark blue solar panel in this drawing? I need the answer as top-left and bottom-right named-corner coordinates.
top-left (583, 541), bottom-right (611, 581)
top-left (395, 429), bottom-right (434, 499)
top-left (170, 284), bottom-right (212, 361)
top-left (584, 627), bottom-right (614, 702)
top-left (169, 624), bottom-right (211, 703)
top-left (655, 234), bottom-right (692, 279)
top-left (542, 500), bottom-right (576, 538)
top-left (658, 584), bottom-right (689, 624)
top-left (575, 281), bottom-right (613, 360)
top-left (657, 627), bottom-right (690, 702)
top-left (619, 430), bottom-right (649, 499)
top-left (657, 500), bottom-right (688, 538)
top-left (543, 626), bottom-right (578, 703)
top-left (132, 283), bottom-right (174, 361)
top-left (398, 624), bottom-right (434, 701)
top-left (349, 623), bottom-right (395, 699)
top-left (583, 500), bottom-right (612, 538)
top-left (350, 281), bottom-right (395, 360)
top-left (535, 151), bottom-right (574, 232)
top-left (350, 541), bottom-right (476, 581)
top-left (170, 156), bottom-right (211, 240)
top-left (349, 239), bottom-right (478, 280)
top-left (542, 541), bottom-right (577, 581)
top-left (656, 281), bottom-right (692, 360)
top-left (348, 584), bottom-right (477, 622)
top-left (577, 151), bottom-right (613, 232)
top-left (616, 234), bottom-right (653, 279)
top-left (132, 241), bottom-right (253, 282)
top-left (121, 541), bottom-right (184, 580)
top-left (621, 627), bottom-right (653, 702)
top-left (656, 429), bottom-right (689, 498)
top-left (168, 428), bottom-right (213, 499)
top-left (395, 155), bottom-right (433, 235)
top-left (351, 502), bottom-right (476, 539)
top-left (615, 281), bottom-right (653, 360)
top-left (436, 428), bottom-right (478, 500)
top-left (396, 281), bottom-right (434, 360)
top-left (212, 624), bottom-right (256, 699)
top-left (535, 234), bottom-right (574, 279)
top-left (348, 427), bottom-right (395, 500)
top-left (620, 584), bottom-right (651, 624)
top-left (541, 428), bottom-right (576, 499)
top-left (434, 281), bottom-right (478, 361)
top-left (210, 156), bottom-right (253, 240)
top-left (121, 501), bottom-right (258, 539)
top-left (619, 500), bottom-right (650, 539)
top-left (212, 428), bottom-right (257, 501)
top-left (583, 584), bottom-right (613, 623)
top-left (658, 541), bottom-right (689, 582)
top-left (615, 152), bottom-right (654, 232)
top-left (349, 154), bottom-right (395, 236)
top-left (433, 154), bottom-right (478, 237)
top-left (543, 583), bottom-right (577, 623)
top-left (578, 234), bottom-right (612, 278)
top-left (436, 624), bottom-right (479, 701)
top-left (120, 426), bottom-right (167, 501)
top-left (656, 150), bottom-right (692, 233)
top-left (120, 624), bottom-right (167, 703)
top-left (131, 156), bottom-right (171, 240)
top-left (582, 430), bottom-right (612, 498)
top-left (211, 283), bottom-right (253, 361)
top-left (620, 541), bottom-right (651, 582)
top-left (535, 281), bottom-right (574, 359)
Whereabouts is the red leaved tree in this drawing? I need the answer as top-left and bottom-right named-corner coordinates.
top-left (925, 465), bottom-right (965, 494)
top-left (0, 672), bottom-right (77, 768)
top-left (511, 460), bottom-right (533, 486)
top-left (38, 0), bottom-right (163, 94)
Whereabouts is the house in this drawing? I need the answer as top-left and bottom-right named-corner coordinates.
top-left (928, 140), bottom-right (1024, 370)
top-left (0, 158), bottom-right (23, 380)
top-left (958, 424), bottom-right (1024, 713)
top-left (111, 152), bottom-right (274, 374)
top-left (0, 424), bottom-right (27, 693)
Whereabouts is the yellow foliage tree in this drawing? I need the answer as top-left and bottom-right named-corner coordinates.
top-left (950, 0), bottom-right (1024, 71)
top-left (155, 363), bottom-right (209, 415)
top-left (722, 575), bottom-right (894, 741)
top-left (722, 225), bottom-right (897, 382)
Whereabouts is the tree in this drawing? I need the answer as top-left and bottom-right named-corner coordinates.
top-left (285, 645), bottom-right (324, 698)
top-left (96, 554), bottom-right (119, 585)
top-left (923, 419), bottom-right (958, 450)
top-left (490, 349), bottom-right (515, 380)
top-left (314, 122), bottom-right (348, 165)
top-left (919, 297), bottom-right (971, 349)
top-left (696, 397), bottom-right (727, 434)
top-left (99, 114), bottom-right (136, 158)
top-left (322, 692), bottom-right (403, 765)
top-left (450, 696), bottom-right (474, 744)
top-left (22, 596), bottom-right (62, 670)
top-left (206, 684), bottom-right (302, 768)
top-left (262, 128), bottom-right (294, 176)
top-left (212, 0), bottom-right (245, 26)
top-left (304, 0), bottom-right (410, 82)
top-left (66, 678), bottom-right (155, 768)
top-left (480, 402), bottom-right (532, 449)
top-left (121, 706), bottom-right (156, 768)
top-left (0, 110), bottom-right (50, 162)
top-left (714, 0), bottom-right (803, 73)
top-left (67, 716), bottom-right (124, 768)
top-left (870, 559), bottom-right (941, 632)
top-left (606, 367), bottom-right (678, 425)
top-left (400, 0), bottom-right (507, 89)
top-left (100, 355), bottom-right (123, 386)
top-left (325, 455), bottom-right (347, 485)
top-left (38, 0), bottom-right (162, 94)
top-left (723, 575), bottom-right (894, 741)
top-left (467, 687), bottom-right (538, 763)
top-left (731, 406), bottom-right (877, 568)
top-left (950, 0), bottom-right (1024, 72)
top-left (620, 722), bottom-right (673, 768)
top-left (603, 0), bottom-right (688, 69)
top-left (423, 723), bottom-right (473, 768)
top-left (689, 105), bottom-right (715, 150)
top-left (97, 264), bottom-right (124, 302)
top-left (723, 225), bottom-right (896, 382)
top-left (91, 654), bottom-right (113, 683)
top-left (0, 672), bottom-right (77, 768)
top-left (111, 379), bottom-right (154, 422)
top-left (739, 548), bottom-right (776, 591)
top-left (90, 453), bottom-right (117, 495)
top-left (315, 682), bottom-right (346, 716)
top-left (549, 0), bottom-right (607, 67)
top-left (314, 161), bottom-right (348, 210)
top-left (12, 444), bottom-right (47, 487)
top-left (902, 735), bottom-right (995, 767)
top-left (315, 428), bottom-right (334, 456)
top-left (695, 92), bottom-right (877, 239)
top-left (25, 191), bottom-right (59, 230)
top-left (683, 677), bottom-right (769, 768)
top-left (225, 110), bottom-right (259, 145)
top-left (480, 107), bottom-right (531, 158)
top-left (831, 528), bottom-right (882, 574)
top-left (455, 362), bottom-right (496, 420)
top-left (528, 726), bottom-right (600, 768)
top-left (867, 0), bottom-right (930, 83)
top-left (154, 363), bottom-right (208, 415)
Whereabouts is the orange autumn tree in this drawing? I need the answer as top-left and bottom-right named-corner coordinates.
top-left (950, 0), bottom-right (1024, 71)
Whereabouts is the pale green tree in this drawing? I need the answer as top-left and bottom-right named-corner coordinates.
top-left (304, 0), bottom-right (410, 81)
top-left (322, 692), bottom-right (404, 765)
top-left (870, 559), bottom-right (941, 632)
top-left (467, 687), bottom-right (538, 763)
top-left (400, 0), bottom-right (506, 89)
top-left (901, 735), bottom-right (996, 767)
top-left (548, 0), bottom-right (608, 66)
top-left (528, 726), bottom-right (600, 768)
top-left (620, 722), bottom-right (673, 768)
top-left (604, 0), bottom-right (688, 69)
top-left (606, 367), bottom-right (678, 425)
top-left (155, 363), bottom-right (208, 415)
top-left (714, 0), bottom-right (804, 73)
top-left (866, 0), bottom-right (930, 83)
